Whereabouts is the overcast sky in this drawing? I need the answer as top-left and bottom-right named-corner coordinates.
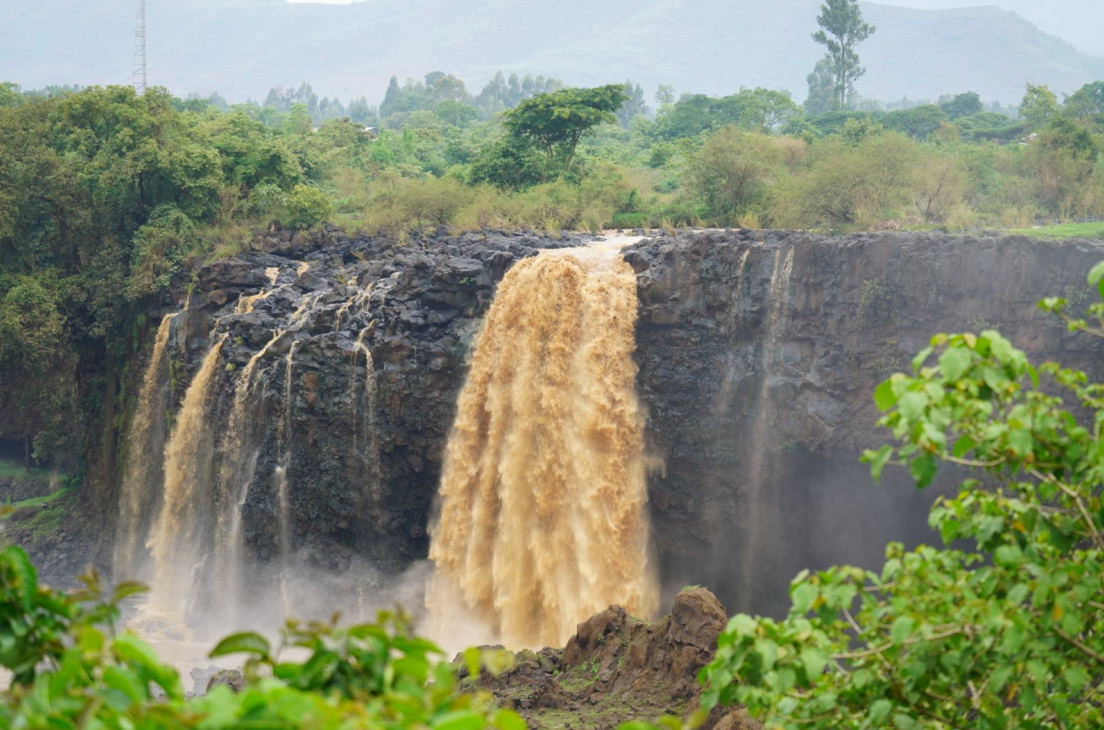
top-left (285, 0), bottom-right (1104, 56)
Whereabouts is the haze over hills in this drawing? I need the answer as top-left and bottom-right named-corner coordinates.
top-left (2, 0), bottom-right (1103, 104)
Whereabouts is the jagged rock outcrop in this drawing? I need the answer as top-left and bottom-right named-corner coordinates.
top-left (110, 228), bottom-right (1104, 619)
top-left (467, 587), bottom-right (758, 730)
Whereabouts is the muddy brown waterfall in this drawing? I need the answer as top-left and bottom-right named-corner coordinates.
top-left (148, 337), bottom-right (226, 617)
top-left (114, 313), bottom-right (178, 581)
top-left (427, 243), bottom-right (658, 648)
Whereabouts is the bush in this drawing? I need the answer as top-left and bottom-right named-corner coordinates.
top-left (280, 184), bottom-right (333, 231)
top-left (0, 541), bottom-right (524, 730)
top-left (127, 204), bottom-right (197, 298)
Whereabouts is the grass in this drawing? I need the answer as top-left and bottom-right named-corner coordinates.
top-left (0, 458), bottom-right (56, 481)
top-left (1008, 221), bottom-right (1104, 240)
top-left (10, 488), bottom-right (76, 540)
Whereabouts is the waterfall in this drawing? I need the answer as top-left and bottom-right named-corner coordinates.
top-left (214, 329), bottom-right (286, 621)
top-left (427, 243), bottom-right (658, 648)
top-left (736, 246), bottom-right (794, 609)
top-left (148, 336), bottom-right (226, 617)
top-left (114, 312), bottom-right (178, 582)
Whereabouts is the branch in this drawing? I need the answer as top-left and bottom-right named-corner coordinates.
top-left (1029, 468), bottom-right (1104, 551)
top-left (1055, 626), bottom-right (1104, 667)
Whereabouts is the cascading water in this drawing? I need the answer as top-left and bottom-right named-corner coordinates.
top-left (427, 241), bottom-right (658, 649)
top-left (148, 336), bottom-right (226, 617)
top-left (735, 247), bottom-right (794, 609)
top-left (214, 329), bottom-right (287, 621)
top-left (115, 312), bottom-right (178, 581)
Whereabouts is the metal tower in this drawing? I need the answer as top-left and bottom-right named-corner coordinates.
top-left (133, 0), bottom-right (147, 94)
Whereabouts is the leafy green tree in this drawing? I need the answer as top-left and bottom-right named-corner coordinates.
top-left (655, 84), bottom-right (676, 110)
top-left (1063, 81), bottom-right (1104, 128)
top-left (939, 91), bottom-right (984, 120)
top-left (470, 133), bottom-right (550, 190)
top-left (804, 58), bottom-right (839, 116)
top-left (503, 84), bottom-right (629, 164)
top-left (684, 127), bottom-right (781, 222)
top-left (812, 0), bottom-right (875, 109)
top-left (280, 184), bottom-right (333, 230)
top-left (700, 273), bottom-right (1104, 729)
top-left (882, 104), bottom-right (949, 141)
top-left (617, 80), bottom-right (651, 127)
top-left (1020, 83), bottom-right (1059, 130)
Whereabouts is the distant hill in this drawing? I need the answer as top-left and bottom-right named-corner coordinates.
top-left (2, 0), bottom-right (1103, 104)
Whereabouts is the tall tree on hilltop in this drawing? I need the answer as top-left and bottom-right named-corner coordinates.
top-left (812, 0), bottom-right (875, 110)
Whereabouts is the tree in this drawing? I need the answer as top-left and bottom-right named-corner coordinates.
top-left (700, 272), bottom-right (1104, 729)
top-left (1020, 83), bottom-right (1059, 129)
top-left (503, 84), bottom-right (629, 164)
top-left (812, 0), bottom-right (875, 110)
top-left (655, 84), bottom-right (676, 109)
top-left (684, 127), bottom-right (782, 222)
top-left (804, 57), bottom-right (838, 116)
top-left (617, 80), bottom-right (650, 127)
top-left (939, 91), bottom-right (983, 120)
top-left (1063, 81), bottom-right (1104, 127)
top-left (882, 104), bottom-right (949, 141)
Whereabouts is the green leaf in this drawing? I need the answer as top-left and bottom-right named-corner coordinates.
top-left (939, 346), bottom-right (973, 382)
top-left (493, 710), bottom-right (527, 730)
top-left (209, 631), bottom-right (271, 660)
top-left (2, 546), bottom-right (38, 612)
top-left (1087, 259), bottom-right (1104, 286)
top-left (863, 445), bottom-right (894, 482)
top-left (434, 710), bottom-right (486, 730)
top-left (874, 379), bottom-right (898, 411)
top-left (111, 581), bottom-right (150, 603)
top-left (951, 436), bottom-right (976, 459)
top-left (890, 616), bottom-right (915, 645)
top-left (799, 648), bottom-right (827, 680)
top-left (909, 453), bottom-right (937, 489)
top-left (1063, 666), bottom-right (1090, 693)
top-left (790, 583), bottom-right (818, 615)
top-left (897, 391), bottom-right (927, 421)
top-left (911, 347), bottom-right (933, 373)
top-left (994, 544), bottom-right (1023, 568)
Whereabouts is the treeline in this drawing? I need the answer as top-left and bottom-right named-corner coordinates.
top-left (1, 75), bottom-right (1104, 468)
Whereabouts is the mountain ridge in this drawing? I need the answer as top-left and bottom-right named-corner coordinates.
top-left (2, 0), bottom-right (1102, 104)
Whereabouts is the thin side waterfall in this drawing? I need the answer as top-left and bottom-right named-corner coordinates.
top-left (214, 329), bottom-right (287, 619)
top-left (115, 312), bottom-right (178, 581)
top-left (736, 247), bottom-right (794, 607)
top-left (148, 336), bottom-right (226, 616)
top-left (275, 340), bottom-right (299, 617)
top-left (427, 243), bottom-right (658, 649)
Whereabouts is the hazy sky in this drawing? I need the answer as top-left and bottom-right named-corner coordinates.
top-left (285, 0), bottom-right (1104, 56)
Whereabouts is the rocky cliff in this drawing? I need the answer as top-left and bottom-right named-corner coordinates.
top-left (99, 229), bottom-right (1104, 620)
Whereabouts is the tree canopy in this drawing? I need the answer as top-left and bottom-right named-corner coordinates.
top-left (503, 84), bottom-right (629, 163)
top-left (813, 0), bottom-right (876, 109)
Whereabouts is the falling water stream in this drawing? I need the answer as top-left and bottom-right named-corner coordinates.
top-left (115, 312), bottom-right (179, 582)
top-left (427, 235), bottom-right (658, 648)
top-left (148, 336), bottom-right (227, 617)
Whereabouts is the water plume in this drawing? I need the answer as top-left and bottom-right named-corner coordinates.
top-left (427, 244), bottom-right (658, 649)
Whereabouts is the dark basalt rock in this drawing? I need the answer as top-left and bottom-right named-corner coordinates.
top-left (133, 229), bottom-right (1104, 617)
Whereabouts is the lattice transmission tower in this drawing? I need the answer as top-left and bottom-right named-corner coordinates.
top-left (133, 0), bottom-right (147, 94)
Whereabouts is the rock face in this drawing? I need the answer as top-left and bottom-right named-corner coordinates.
top-left (626, 230), bottom-right (1104, 615)
top-left (469, 588), bottom-right (753, 730)
top-left (114, 228), bottom-right (1104, 619)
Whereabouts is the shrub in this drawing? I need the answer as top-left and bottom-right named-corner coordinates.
top-left (280, 184), bottom-right (333, 231)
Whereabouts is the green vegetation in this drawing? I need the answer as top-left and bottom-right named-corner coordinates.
top-left (3, 72), bottom-right (1104, 477)
top-left (0, 459), bottom-right (55, 481)
top-left (0, 540), bottom-right (524, 730)
top-left (697, 267), bottom-right (1104, 728)
top-left (1010, 221), bottom-right (1104, 239)
top-left (812, 0), bottom-right (875, 110)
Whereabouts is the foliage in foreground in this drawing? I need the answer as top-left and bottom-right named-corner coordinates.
top-left (699, 270), bottom-right (1104, 728)
top-left (0, 544), bottom-right (523, 730)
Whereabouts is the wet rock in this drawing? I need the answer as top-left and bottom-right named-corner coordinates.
top-left (207, 669), bottom-right (246, 693)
